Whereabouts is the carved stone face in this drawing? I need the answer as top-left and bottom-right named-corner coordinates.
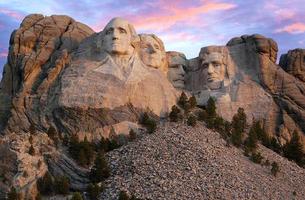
top-left (166, 52), bottom-right (187, 89)
top-left (201, 52), bottom-right (226, 86)
top-left (168, 64), bottom-right (186, 89)
top-left (139, 34), bottom-right (165, 70)
top-left (103, 18), bottom-right (133, 55)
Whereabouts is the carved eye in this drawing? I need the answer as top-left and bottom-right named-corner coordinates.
top-left (154, 45), bottom-right (160, 50)
top-left (202, 63), bottom-right (208, 68)
top-left (119, 28), bottom-right (127, 34)
top-left (213, 62), bottom-right (221, 68)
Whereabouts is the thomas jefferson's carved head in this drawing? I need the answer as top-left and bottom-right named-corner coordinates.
top-left (102, 18), bottom-right (138, 56)
top-left (139, 34), bottom-right (167, 72)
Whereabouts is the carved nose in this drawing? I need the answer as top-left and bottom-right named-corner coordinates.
top-left (207, 64), bottom-right (214, 74)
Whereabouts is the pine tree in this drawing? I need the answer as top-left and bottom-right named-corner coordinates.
top-left (231, 107), bottom-right (247, 147)
top-left (54, 176), bottom-right (70, 195)
top-left (37, 172), bottom-right (54, 195)
top-left (169, 105), bottom-right (181, 122)
top-left (206, 97), bottom-right (216, 118)
top-left (187, 115), bottom-right (197, 127)
top-left (178, 92), bottom-right (188, 109)
top-left (283, 131), bottom-right (305, 166)
top-left (87, 183), bottom-right (103, 200)
top-left (271, 161), bottom-right (279, 177)
top-left (129, 129), bottom-right (137, 141)
top-left (197, 109), bottom-right (207, 121)
top-left (189, 95), bottom-right (197, 108)
top-left (90, 151), bottom-right (110, 183)
top-left (244, 121), bottom-right (259, 152)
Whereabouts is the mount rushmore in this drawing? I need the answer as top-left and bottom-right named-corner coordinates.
top-left (0, 14), bottom-right (304, 144)
top-left (0, 13), bottom-right (305, 198)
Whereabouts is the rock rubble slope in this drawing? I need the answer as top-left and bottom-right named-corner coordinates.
top-left (101, 122), bottom-right (305, 200)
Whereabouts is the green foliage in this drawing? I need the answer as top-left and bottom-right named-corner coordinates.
top-left (250, 152), bottom-right (264, 164)
top-left (271, 161), bottom-right (279, 177)
top-left (129, 129), bottom-right (137, 141)
top-left (71, 192), bottom-right (83, 200)
top-left (54, 176), bottom-right (70, 195)
top-left (283, 131), bottom-right (305, 167)
top-left (189, 95), bottom-right (197, 108)
top-left (187, 115), bottom-right (197, 127)
top-left (244, 121), bottom-right (259, 153)
top-left (68, 135), bottom-right (95, 167)
top-left (99, 137), bottom-right (121, 152)
top-left (206, 97), bottom-right (216, 118)
top-left (87, 183), bottom-right (103, 200)
top-left (7, 187), bottom-right (20, 200)
top-left (178, 92), bottom-right (188, 109)
top-left (169, 105), bottom-right (181, 122)
top-left (90, 151), bottom-right (110, 183)
top-left (37, 172), bottom-right (54, 195)
top-left (197, 109), bottom-right (207, 121)
top-left (29, 145), bottom-right (35, 156)
top-left (230, 108), bottom-right (247, 147)
top-left (140, 112), bottom-right (157, 134)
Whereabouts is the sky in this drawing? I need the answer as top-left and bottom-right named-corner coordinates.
top-left (0, 0), bottom-right (305, 79)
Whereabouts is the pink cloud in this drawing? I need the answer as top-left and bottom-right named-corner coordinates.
top-left (274, 9), bottom-right (295, 21)
top-left (91, 1), bottom-right (237, 33)
top-left (160, 32), bottom-right (202, 43)
top-left (0, 8), bottom-right (25, 21)
top-left (131, 2), bottom-right (237, 31)
top-left (276, 22), bottom-right (305, 34)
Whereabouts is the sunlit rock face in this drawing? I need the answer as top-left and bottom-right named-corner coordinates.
top-left (0, 14), bottom-right (94, 133)
top-left (139, 34), bottom-right (167, 73)
top-left (185, 34), bottom-right (305, 145)
top-left (57, 18), bottom-right (178, 135)
top-left (166, 51), bottom-right (187, 90)
top-left (279, 48), bottom-right (305, 82)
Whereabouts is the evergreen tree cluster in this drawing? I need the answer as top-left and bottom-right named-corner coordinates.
top-left (37, 172), bottom-right (70, 196)
top-left (68, 135), bottom-right (94, 167)
top-left (87, 183), bottom-right (103, 200)
top-left (283, 131), bottom-right (305, 167)
top-left (99, 136), bottom-right (121, 152)
top-left (139, 112), bottom-right (157, 133)
top-left (89, 151), bottom-right (110, 183)
top-left (170, 92), bottom-right (197, 124)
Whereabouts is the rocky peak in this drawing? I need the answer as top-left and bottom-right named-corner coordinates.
top-left (279, 48), bottom-right (305, 82)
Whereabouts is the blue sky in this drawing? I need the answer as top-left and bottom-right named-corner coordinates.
top-left (0, 0), bottom-right (305, 79)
